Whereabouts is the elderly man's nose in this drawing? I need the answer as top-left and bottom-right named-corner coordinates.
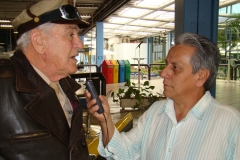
top-left (76, 37), bottom-right (84, 49)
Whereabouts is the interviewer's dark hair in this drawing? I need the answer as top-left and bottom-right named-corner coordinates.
top-left (175, 32), bottom-right (221, 91)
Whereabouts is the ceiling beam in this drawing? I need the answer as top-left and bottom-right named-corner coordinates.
top-left (80, 0), bottom-right (131, 35)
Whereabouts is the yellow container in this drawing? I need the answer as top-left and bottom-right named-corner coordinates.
top-left (110, 60), bottom-right (119, 83)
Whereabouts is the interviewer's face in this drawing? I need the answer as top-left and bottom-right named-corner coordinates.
top-left (44, 24), bottom-right (83, 77)
top-left (160, 45), bottom-right (198, 101)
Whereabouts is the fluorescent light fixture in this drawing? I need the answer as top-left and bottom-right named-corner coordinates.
top-left (86, 34), bottom-right (96, 38)
top-left (134, 0), bottom-right (142, 5)
top-left (119, 8), bottom-right (130, 15)
top-left (134, 31), bottom-right (152, 35)
top-left (119, 8), bottom-right (152, 18)
top-left (81, 15), bottom-right (91, 18)
top-left (89, 31), bottom-right (96, 35)
top-left (161, 22), bottom-right (174, 28)
top-left (164, 4), bottom-right (175, 10)
top-left (144, 11), bottom-right (167, 19)
top-left (104, 28), bottom-right (113, 32)
top-left (129, 19), bottom-right (160, 26)
top-left (148, 28), bottom-right (166, 32)
top-left (112, 30), bottom-right (131, 34)
top-left (156, 12), bottom-right (174, 20)
top-left (136, 0), bottom-right (169, 8)
top-left (119, 25), bottom-right (143, 30)
top-left (0, 24), bottom-right (12, 27)
top-left (104, 32), bottom-right (114, 36)
top-left (0, 20), bottom-right (11, 23)
top-left (108, 17), bottom-right (133, 24)
top-left (104, 23), bottom-right (122, 28)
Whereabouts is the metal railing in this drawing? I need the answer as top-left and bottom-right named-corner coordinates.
top-left (83, 62), bottom-right (240, 81)
top-left (233, 64), bottom-right (240, 80)
top-left (130, 63), bottom-right (166, 80)
top-left (130, 64), bottom-right (150, 80)
top-left (70, 72), bottom-right (106, 96)
top-left (77, 64), bottom-right (100, 73)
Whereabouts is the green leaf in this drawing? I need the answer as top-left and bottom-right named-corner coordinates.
top-left (149, 86), bottom-right (155, 90)
top-left (143, 81), bottom-right (149, 86)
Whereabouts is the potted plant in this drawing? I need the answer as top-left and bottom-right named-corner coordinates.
top-left (111, 80), bottom-right (166, 110)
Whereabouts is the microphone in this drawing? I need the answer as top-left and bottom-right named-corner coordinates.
top-left (136, 41), bottom-right (143, 49)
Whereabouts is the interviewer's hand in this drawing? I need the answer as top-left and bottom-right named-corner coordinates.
top-left (84, 90), bottom-right (111, 123)
top-left (85, 90), bottom-right (115, 146)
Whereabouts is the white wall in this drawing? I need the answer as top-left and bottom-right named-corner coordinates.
top-left (113, 43), bottom-right (147, 64)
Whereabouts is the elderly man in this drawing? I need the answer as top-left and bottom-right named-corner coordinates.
top-left (86, 32), bottom-right (240, 160)
top-left (0, 0), bottom-right (91, 159)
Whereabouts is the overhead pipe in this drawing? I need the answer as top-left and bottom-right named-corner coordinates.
top-left (82, 0), bottom-right (128, 33)
top-left (80, 0), bottom-right (130, 35)
top-left (91, 0), bottom-right (128, 22)
top-left (97, 0), bottom-right (129, 21)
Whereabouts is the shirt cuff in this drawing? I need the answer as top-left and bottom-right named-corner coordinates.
top-left (97, 127), bottom-right (121, 158)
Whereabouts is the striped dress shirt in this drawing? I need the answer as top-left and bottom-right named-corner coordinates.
top-left (98, 91), bottom-right (240, 160)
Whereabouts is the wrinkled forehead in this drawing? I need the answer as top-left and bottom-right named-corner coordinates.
top-left (166, 45), bottom-right (196, 61)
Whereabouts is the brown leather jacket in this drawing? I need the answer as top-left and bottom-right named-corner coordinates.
top-left (0, 50), bottom-right (90, 160)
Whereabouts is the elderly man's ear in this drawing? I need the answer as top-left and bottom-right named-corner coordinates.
top-left (195, 69), bottom-right (210, 87)
top-left (30, 29), bottom-right (46, 54)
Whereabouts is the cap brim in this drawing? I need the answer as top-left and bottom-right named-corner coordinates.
top-left (17, 19), bottom-right (89, 36)
top-left (52, 18), bottom-right (90, 28)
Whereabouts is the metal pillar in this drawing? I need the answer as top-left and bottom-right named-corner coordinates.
top-left (80, 35), bottom-right (84, 44)
top-left (96, 22), bottom-right (104, 67)
top-left (175, 0), bottom-right (219, 97)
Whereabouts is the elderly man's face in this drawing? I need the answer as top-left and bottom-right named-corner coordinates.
top-left (43, 24), bottom-right (83, 77)
top-left (160, 44), bottom-right (200, 101)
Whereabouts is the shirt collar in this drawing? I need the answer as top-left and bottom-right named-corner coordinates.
top-left (164, 99), bottom-right (177, 123)
top-left (190, 91), bottom-right (212, 120)
top-left (31, 64), bottom-right (51, 85)
top-left (163, 91), bottom-right (212, 122)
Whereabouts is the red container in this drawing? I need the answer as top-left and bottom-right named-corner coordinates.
top-left (101, 60), bottom-right (113, 84)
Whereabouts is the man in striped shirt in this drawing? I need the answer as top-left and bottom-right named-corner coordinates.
top-left (86, 32), bottom-right (240, 160)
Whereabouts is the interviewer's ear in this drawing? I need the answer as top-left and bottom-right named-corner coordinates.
top-left (195, 69), bottom-right (210, 87)
top-left (30, 29), bottom-right (45, 54)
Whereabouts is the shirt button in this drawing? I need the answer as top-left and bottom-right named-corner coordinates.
top-left (168, 149), bottom-right (171, 152)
